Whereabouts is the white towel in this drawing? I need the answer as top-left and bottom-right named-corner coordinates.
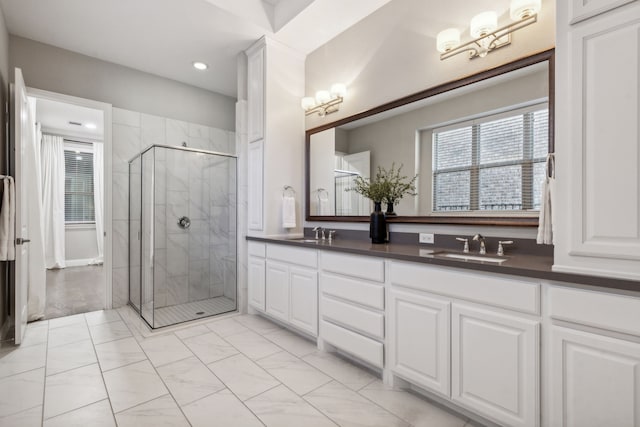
top-left (537, 154), bottom-right (555, 245)
top-left (0, 176), bottom-right (16, 260)
top-left (318, 193), bottom-right (330, 215)
top-left (282, 195), bottom-right (296, 228)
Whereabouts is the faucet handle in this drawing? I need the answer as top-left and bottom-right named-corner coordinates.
top-left (328, 230), bottom-right (336, 242)
top-left (497, 240), bottom-right (514, 256)
top-left (312, 226), bottom-right (322, 240)
top-left (455, 237), bottom-right (469, 253)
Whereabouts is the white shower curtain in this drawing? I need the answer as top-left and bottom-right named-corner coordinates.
top-left (41, 134), bottom-right (66, 269)
top-left (26, 100), bottom-right (46, 320)
top-left (92, 142), bottom-right (104, 264)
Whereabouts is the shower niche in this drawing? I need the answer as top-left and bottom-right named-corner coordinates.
top-left (129, 145), bottom-right (237, 328)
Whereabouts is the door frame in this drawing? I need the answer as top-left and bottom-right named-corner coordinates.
top-left (28, 88), bottom-right (114, 309)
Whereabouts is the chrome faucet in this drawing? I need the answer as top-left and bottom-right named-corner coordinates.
top-left (497, 240), bottom-right (513, 256)
top-left (473, 234), bottom-right (486, 255)
top-left (312, 226), bottom-right (323, 240)
top-left (328, 230), bottom-right (336, 242)
top-left (455, 237), bottom-right (469, 253)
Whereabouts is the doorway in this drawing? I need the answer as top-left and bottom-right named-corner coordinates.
top-left (28, 89), bottom-right (112, 320)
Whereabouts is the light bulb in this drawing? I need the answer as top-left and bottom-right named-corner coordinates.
top-left (437, 28), bottom-right (461, 53)
top-left (470, 11), bottom-right (498, 38)
top-left (315, 90), bottom-right (331, 104)
top-left (301, 97), bottom-right (316, 111)
top-left (330, 83), bottom-right (347, 99)
top-left (510, 0), bottom-right (541, 20)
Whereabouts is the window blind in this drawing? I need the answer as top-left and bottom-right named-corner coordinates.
top-left (64, 150), bottom-right (95, 223)
top-left (432, 105), bottom-right (549, 214)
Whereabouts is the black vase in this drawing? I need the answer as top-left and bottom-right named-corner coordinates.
top-left (370, 202), bottom-right (388, 244)
top-left (385, 201), bottom-right (396, 216)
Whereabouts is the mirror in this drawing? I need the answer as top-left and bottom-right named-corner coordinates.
top-left (306, 50), bottom-right (554, 226)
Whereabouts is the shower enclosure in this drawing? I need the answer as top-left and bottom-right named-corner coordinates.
top-left (129, 145), bottom-right (237, 328)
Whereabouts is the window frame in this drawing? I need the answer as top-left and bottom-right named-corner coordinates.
top-left (63, 141), bottom-right (96, 225)
top-left (430, 102), bottom-right (549, 217)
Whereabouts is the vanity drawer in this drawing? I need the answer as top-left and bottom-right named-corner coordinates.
top-left (248, 241), bottom-right (266, 257)
top-left (549, 285), bottom-right (640, 336)
top-left (320, 320), bottom-right (384, 368)
top-left (320, 251), bottom-right (385, 282)
top-left (267, 244), bottom-right (317, 268)
top-left (321, 295), bottom-right (384, 340)
top-left (320, 272), bottom-right (384, 310)
top-left (390, 261), bottom-right (540, 315)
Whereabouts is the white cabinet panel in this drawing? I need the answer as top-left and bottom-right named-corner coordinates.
top-left (248, 256), bottom-right (266, 311)
top-left (321, 295), bottom-right (384, 339)
top-left (248, 241), bottom-right (266, 257)
top-left (320, 320), bottom-right (384, 368)
top-left (320, 251), bottom-right (385, 282)
top-left (247, 140), bottom-right (263, 231)
top-left (551, 326), bottom-right (640, 427)
top-left (265, 260), bottom-right (289, 322)
top-left (247, 46), bottom-right (264, 143)
top-left (267, 244), bottom-right (317, 268)
top-left (389, 289), bottom-right (450, 397)
top-left (567, 5), bottom-right (640, 261)
top-left (320, 272), bottom-right (384, 310)
top-left (570, 0), bottom-right (636, 24)
top-left (452, 304), bottom-right (539, 427)
top-left (289, 266), bottom-right (318, 336)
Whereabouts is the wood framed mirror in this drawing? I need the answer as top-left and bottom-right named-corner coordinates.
top-left (305, 49), bottom-right (554, 226)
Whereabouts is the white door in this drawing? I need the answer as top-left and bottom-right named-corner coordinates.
top-left (289, 266), bottom-right (317, 336)
top-left (265, 260), bottom-right (289, 322)
top-left (389, 289), bottom-right (450, 397)
top-left (340, 151), bottom-right (370, 215)
top-left (10, 68), bottom-right (31, 344)
top-left (550, 326), bottom-right (640, 427)
top-left (451, 303), bottom-right (540, 427)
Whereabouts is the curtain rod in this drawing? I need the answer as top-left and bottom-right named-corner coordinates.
top-left (41, 129), bottom-right (103, 145)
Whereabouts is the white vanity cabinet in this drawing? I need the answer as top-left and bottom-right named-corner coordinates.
top-left (247, 242), bottom-right (266, 311)
top-left (389, 261), bottom-right (541, 427)
top-left (555, 0), bottom-right (640, 281)
top-left (548, 285), bottom-right (640, 427)
top-left (319, 251), bottom-right (386, 368)
top-left (264, 244), bottom-right (318, 336)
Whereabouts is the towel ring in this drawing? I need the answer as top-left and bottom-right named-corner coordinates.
top-left (282, 185), bottom-right (296, 197)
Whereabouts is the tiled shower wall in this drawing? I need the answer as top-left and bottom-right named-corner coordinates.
top-left (112, 108), bottom-right (236, 308)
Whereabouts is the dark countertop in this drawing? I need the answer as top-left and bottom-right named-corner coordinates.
top-left (246, 236), bottom-right (640, 293)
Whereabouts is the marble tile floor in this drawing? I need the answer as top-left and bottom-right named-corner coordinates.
top-left (0, 310), bottom-right (476, 427)
top-left (44, 265), bottom-right (105, 320)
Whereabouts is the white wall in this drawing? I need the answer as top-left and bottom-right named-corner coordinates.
top-left (10, 36), bottom-right (237, 131)
top-left (0, 4), bottom-right (9, 334)
top-left (305, 0), bottom-right (555, 130)
top-left (65, 226), bottom-right (99, 263)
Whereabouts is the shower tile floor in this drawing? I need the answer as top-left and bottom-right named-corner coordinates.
top-left (0, 310), bottom-right (475, 427)
top-left (151, 297), bottom-right (236, 328)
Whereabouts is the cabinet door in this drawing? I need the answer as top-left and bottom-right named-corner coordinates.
top-left (550, 326), bottom-right (640, 427)
top-left (248, 256), bottom-right (265, 311)
top-left (389, 289), bottom-right (450, 397)
top-left (265, 260), bottom-right (289, 322)
top-left (289, 266), bottom-right (318, 336)
top-left (451, 304), bottom-right (539, 427)
top-left (247, 140), bottom-right (263, 231)
top-left (247, 46), bottom-right (264, 143)
top-left (569, 0), bottom-right (636, 23)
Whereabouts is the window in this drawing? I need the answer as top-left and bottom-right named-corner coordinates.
top-left (64, 149), bottom-right (94, 223)
top-left (432, 105), bottom-right (548, 214)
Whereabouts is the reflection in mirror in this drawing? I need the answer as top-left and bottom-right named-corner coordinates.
top-left (308, 56), bottom-right (550, 222)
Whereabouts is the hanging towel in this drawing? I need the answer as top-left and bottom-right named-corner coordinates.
top-left (318, 190), bottom-right (330, 215)
top-left (0, 176), bottom-right (16, 261)
top-left (537, 154), bottom-right (555, 245)
top-left (282, 195), bottom-right (296, 228)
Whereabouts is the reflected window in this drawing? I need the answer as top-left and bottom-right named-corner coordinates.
top-left (432, 104), bottom-right (548, 213)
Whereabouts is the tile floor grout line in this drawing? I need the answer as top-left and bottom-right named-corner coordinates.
top-left (41, 397), bottom-right (112, 423)
top-left (84, 313), bottom-right (120, 426)
top-left (0, 403), bottom-right (43, 423)
top-left (40, 320), bottom-right (50, 425)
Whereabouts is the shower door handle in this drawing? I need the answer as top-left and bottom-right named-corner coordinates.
top-left (177, 216), bottom-right (191, 230)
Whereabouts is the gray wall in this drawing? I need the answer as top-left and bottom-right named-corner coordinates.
top-left (0, 6), bottom-right (8, 337)
top-left (10, 36), bottom-right (236, 130)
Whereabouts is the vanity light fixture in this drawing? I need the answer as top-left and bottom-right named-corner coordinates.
top-left (193, 61), bottom-right (208, 71)
top-left (301, 83), bottom-right (347, 117)
top-left (436, 0), bottom-right (541, 60)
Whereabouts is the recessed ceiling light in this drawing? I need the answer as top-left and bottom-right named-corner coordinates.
top-left (85, 123), bottom-right (97, 129)
top-left (193, 61), bottom-right (208, 71)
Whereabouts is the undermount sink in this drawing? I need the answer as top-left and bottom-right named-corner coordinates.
top-left (435, 252), bottom-right (507, 264)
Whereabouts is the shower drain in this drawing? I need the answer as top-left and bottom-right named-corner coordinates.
top-left (196, 311), bottom-right (205, 315)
